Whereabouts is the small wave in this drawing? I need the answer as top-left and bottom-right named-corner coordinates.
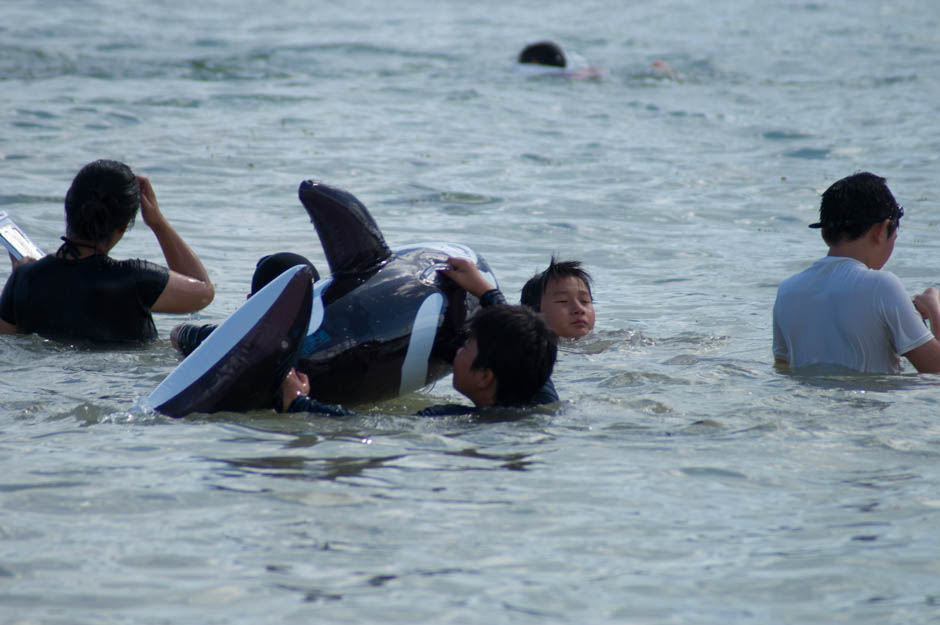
top-left (659, 332), bottom-right (731, 349)
top-left (1, 41), bottom-right (454, 82)
top-left (779, 366), bottom-right (922, 393)
top-left (444, 89), bottom-right (481, 102)
top-left (0, 193), bottom-right (60, 207)
top-left (784, 147), bottom-right (831, 160)
top-left (0, 45), bottom-right (74, 80)
top-left (679, 466), bottom-right (749, 480)
top-left (521, 153), bottom-right (553, 165)
top-left (763, 129), bottom-right (815, 141)
top-left (178, 42), bottom-right (458, 82)
top-left (599, 371), bottom-right (691, 388)
top-left (560, 329), bottom-right (654, 355)
top-left (388, 190), bottom-right (502, 213)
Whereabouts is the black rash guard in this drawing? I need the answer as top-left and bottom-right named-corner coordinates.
top-left (0, 254), bottom-right (169, 343)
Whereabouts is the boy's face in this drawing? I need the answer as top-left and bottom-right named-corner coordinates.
top-left (873, 220), bottom-right (898, 270)
top-left (452, 335), bottom-right (479, 398)
top-left (539, 276), bottom-right (595, 338)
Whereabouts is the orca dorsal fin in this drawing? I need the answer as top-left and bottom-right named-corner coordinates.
top-left (298, 181), bottom-right (393, 275)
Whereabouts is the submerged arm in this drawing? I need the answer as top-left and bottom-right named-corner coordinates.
top-left (0, 257), bottom-right (32, 334)
top-left (280, 368), bottom-right (353, 415)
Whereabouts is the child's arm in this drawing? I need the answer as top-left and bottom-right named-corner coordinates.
top-left (279, 368), bottom-right (353, 415)
top-left (440, 257), bottom-right (497, 299)
top-left (914, 287), bottom-right (940, 338)
top-left (280, 368), bottom-right (310, 412)
top-left (907, 287), bottom-right (940, 373)
top-left (0, 258), bottom-right (29, 334)
top-left (139, 176), bottom-right (215, 314)
top-left (170, 322), bottom-right (217, 356)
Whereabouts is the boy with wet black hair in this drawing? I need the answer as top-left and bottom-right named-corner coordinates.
top-left (520, 257), bottom-right (595, 339)
top-left (773, 171), bottom-right (940, 373)
top-left (413, 304), bottom-right (557, 416)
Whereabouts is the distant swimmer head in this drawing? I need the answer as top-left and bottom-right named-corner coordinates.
top-left (518, 41), bottom-right (567, 68)
top-left (251, 252), bottom-right (320, 296)
top-left (64, 159), bottom-right (140, 246)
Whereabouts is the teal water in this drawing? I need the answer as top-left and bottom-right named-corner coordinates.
top-left (3, 0), bottom-right (940, 622)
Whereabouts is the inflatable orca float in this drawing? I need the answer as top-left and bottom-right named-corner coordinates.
top-left (296, 180), bottom-right (496, 405)
top-left (143, 182), bottom-right (495, 417)
top-left (143, 265), bottom-right (314, 417)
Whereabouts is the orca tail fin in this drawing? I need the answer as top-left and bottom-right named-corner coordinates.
top-left (298, 181), bottom-right (393, 274)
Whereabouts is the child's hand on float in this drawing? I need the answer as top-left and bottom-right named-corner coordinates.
top-left (280, 368), bottom-right (310, 412)
top-left (439, 257), bottom-right (493, 298)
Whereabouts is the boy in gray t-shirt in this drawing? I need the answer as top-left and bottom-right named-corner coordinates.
top-left (773, 172), bottom-right (940, 373)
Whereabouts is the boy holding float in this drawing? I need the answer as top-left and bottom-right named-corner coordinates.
top-left (283, 257), bottom-right (559, 416)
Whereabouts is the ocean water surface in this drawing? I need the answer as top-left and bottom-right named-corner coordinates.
top-left (3, 0), bottom-right (940, 622)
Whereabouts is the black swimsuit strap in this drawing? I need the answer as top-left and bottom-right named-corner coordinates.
top-left (56, 236), bottom-right (100, 260)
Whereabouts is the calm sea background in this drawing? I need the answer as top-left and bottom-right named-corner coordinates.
top-left (3, 0), bottom-right (940, 623)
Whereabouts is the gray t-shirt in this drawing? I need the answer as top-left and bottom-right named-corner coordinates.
top-left (773, 256), bottom-right (932, 374)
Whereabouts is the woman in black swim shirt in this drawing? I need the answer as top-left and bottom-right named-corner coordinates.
top-left (0, 160), bottom-right (214, 343)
